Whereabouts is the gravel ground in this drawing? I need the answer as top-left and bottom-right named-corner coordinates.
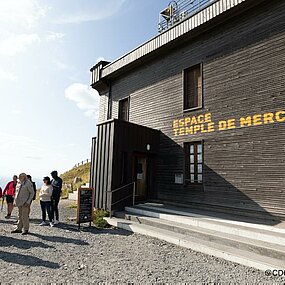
top-left (0, 199), bottom-right (285, 284)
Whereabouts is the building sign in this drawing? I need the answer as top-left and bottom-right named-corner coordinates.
top-left (173, 110), bottom-right (285, 136)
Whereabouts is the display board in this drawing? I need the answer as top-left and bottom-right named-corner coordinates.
top-left (77, 188), bottom-right (94, 227)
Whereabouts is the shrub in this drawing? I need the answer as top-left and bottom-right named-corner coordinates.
top-left (67, 202), bottom-right (77, 209)
top-left (93, 209), bottom-right (110, 229)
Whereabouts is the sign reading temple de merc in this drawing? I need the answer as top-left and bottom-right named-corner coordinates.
top-left (173, 110), bottom-right (285, 137)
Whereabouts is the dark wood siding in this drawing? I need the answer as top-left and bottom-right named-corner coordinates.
top-left (93, 121), bottom-right (114, 209)
top-left (105, 0), bottom-right (285, 218)
top-left (93, 119), bottom-right (160, 210)
top-left (98, 0), bottom-right (249, 79)
top-left (90, 137), bottom-right (96, 190)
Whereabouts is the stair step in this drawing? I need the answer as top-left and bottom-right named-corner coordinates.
top-left (125, 206), bottom-right (285, 246)
top-left (131, 204), bottom-right (285, 233)
top-left (121, 212), bottom-right (285, 261)
top-left (105, 216), bottom-right (285, 271)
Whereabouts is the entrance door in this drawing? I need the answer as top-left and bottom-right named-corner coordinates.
top-left (134, 155), bottom-right (147, 201)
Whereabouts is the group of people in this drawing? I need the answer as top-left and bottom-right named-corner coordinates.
top-left (0, 171), bottom-right (62, 235)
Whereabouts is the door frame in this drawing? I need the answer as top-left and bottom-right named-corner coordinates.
top-left (132, 152), bottom-right (150, 202)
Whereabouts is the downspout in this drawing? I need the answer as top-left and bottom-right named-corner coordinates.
top-left (106, 79), bottom-right (112, 120)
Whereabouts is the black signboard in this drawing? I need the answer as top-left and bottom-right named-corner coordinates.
top-left (77, 188), bottom-right (94, 228)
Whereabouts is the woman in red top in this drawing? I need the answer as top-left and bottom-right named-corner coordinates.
top-left (3, 175), bottom-right (18, 218)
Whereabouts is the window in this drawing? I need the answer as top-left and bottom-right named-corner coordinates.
top-left (184, 64), bottom-right (202, 110)
top-left (185, 142), bottom-right (203, 184)
top-left (119, 97), bottom-right (129, 121)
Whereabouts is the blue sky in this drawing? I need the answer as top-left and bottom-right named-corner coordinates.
top-left (0, 0), bottom-right (168, 183)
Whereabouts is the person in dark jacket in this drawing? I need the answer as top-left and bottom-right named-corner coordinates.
top-left (50, 170), bottom-right (62, 225)
top-left (27, 175), bottom-right (36, 216)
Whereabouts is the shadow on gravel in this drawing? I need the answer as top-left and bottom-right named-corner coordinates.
top-left (78, 227), bottom-right (133, 236)
top-left (55, 222), bottom-right (82, 232)
top-left (49, 221), bottom-right (133, 237)
top-left (0, 219), bottom-right (18, 225)
top-left (0, 236), bottom-right (54, 249)
top-left (30, 232), bottom-right (89, 245)
top-left (0, 250), bottom-right (60, 268)
top-left (30, 218), bottom-right (43, 224)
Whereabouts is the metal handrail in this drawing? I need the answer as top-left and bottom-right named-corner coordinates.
top-left (107, 182), bottom-right (134, 194)
top-left (73, 159), bottom-right (90, 168)
top-left (108, 182), bottom-right (136, 218)
top-left (158, 0), bottom-right (217, 33)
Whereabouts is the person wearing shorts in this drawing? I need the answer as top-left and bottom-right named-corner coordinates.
top-left (3, 175), bottom-right (18, 219)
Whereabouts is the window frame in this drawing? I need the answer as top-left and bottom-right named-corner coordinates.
top-left (118, 96), bottom-right (130, 121)
top-left (184, 141), bottom-right (204, 185)
top-left (183, 63), bottom-right (203, 113)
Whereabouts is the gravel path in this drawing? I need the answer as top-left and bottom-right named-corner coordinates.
top-left (0, 199), bottom-right (284, 284)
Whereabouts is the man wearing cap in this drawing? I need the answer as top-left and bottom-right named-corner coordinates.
top-left (50, 170), bottom-right (62, 224)
top-left (11, 173), bottom-right (34, 235)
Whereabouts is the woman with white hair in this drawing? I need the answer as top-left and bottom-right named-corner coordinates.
top-left (11, 173), bottom-right (34, 235)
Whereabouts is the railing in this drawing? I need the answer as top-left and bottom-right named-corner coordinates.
top-left (158, 0), bottom-right (217, 33)
top-left (107, 182), bottom-right (136, 218)
top-left (73, 159), bottom-right (90, 168)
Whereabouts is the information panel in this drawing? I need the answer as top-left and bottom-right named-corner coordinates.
top-left (77, 188), bottom-right (94, 225)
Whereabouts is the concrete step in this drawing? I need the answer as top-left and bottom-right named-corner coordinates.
top-left (105, 216), bottom-right (285, 271)
top-left (131, 203), bottom-right (285, 233)
top-left (121, 211), bottom-right (285, 261)
top-left (125, 205), bottom-right (285, 246)
top-left (68, 190), bottom-right (78, 201)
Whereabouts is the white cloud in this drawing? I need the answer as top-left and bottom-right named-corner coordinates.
top-left (45, 31), bottom-right (65, 42)
top-left (53, 0), bottom-right (126, 24)
top-left (0, 0), bottom-right (48, 29)
top-left (11, 109), bottom-right (23, 115)
top-left (65, 83), bottom-right (100, 120)
top-left (0, 33), bottom-right (41, 56)
top-left (96, 56), bottom-right (107, 63)
top-left (0, 68), bottom-right (17, 81)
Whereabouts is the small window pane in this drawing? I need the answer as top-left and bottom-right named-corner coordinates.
top-left (197, 154), bottom-right (202, 163)
top-left (119, 98), bottom-right (129, 121)
top-left (185, 142), bottom-right (203, 184)
top-left (184, 65), bottom-right (202, 110)
top-left (197, 144), bottom-right (202, 154)
top-left (198, 174), bottom-right (203, 183)
top-left (198, 164), bottom-right (203, 173)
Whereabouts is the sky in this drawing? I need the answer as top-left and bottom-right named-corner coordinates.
top-left (0, 0), bottom-right (168, 184)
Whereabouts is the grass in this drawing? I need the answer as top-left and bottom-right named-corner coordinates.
top-left (60, 162), bottom-right (91, 199)
top-left (67, 202), bottom-right (77, 209)
top-left (61, 162), bottom-right (91, 185)
top-left (93, 209), bottom-right (111, 229)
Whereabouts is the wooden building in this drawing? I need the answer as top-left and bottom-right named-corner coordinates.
top-left (90, 0), bottom-right (285, 220)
